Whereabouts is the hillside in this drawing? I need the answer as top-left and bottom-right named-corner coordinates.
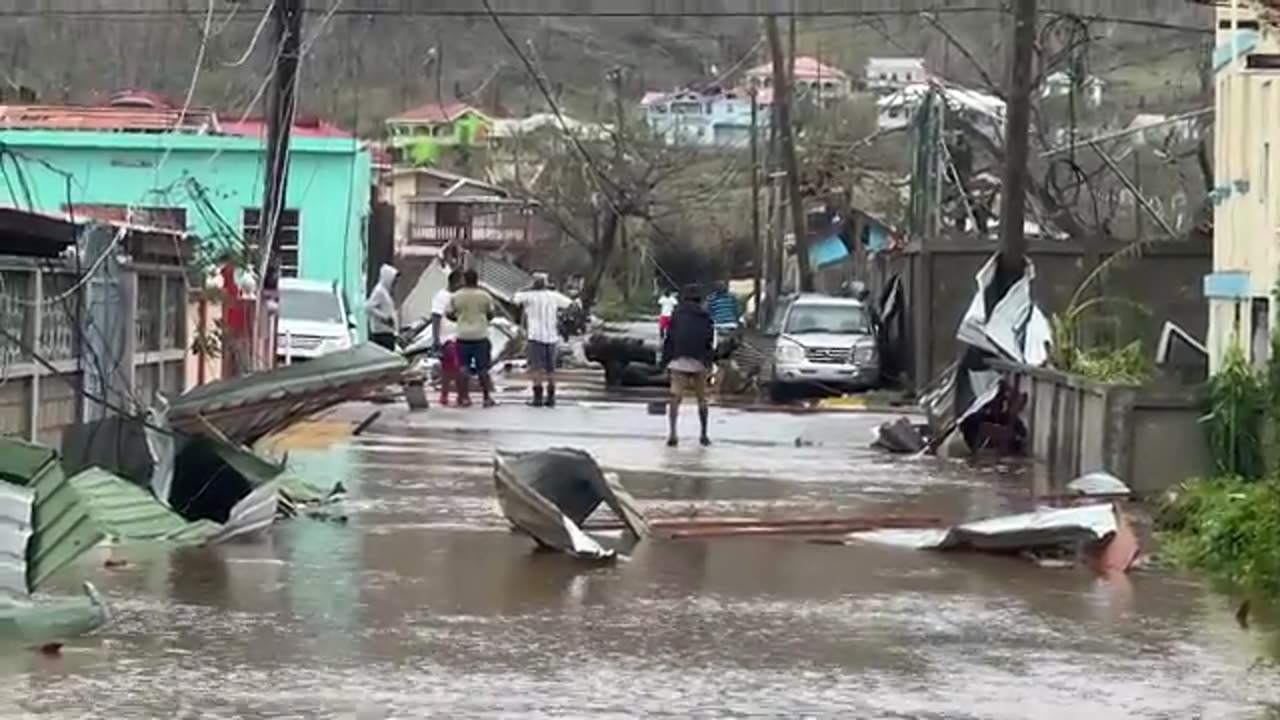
top-left (3, 0), bottom-right (1214, 134)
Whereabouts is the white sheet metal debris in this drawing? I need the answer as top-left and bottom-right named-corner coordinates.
top-left (925, 254), bottom-right (1052, 450)
top-left (845, 503), bottom-right (1139, 574)
top-left (493, 448), bottom-right (648, 560)
top-left (1067, 471), bottom-right (1132, 497)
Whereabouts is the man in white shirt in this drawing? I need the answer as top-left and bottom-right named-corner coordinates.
top-left (514, 273), bottom-right (574, 407)
top-left (430, 269), bottom-right (463, 406)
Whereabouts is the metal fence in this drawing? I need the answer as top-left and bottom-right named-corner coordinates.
top-left (0, 260), bottom-right (188, 449)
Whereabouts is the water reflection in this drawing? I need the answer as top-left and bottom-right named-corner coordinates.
top-left (4, 405), bottom-right (1280, 718)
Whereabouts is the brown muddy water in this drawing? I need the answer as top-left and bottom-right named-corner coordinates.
top-left (3, 402), bottom-right (1280, 719)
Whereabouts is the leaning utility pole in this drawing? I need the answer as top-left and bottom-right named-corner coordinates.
top-left (254, 0), bottom-right (305, 368)
top-left (750, 87), bottom-right (763, 327)
top-left (996, 0), bottom-right (1036, 288)
top-left (766, 14), bottom-right (812, 293)
top-left (608, 67), bottom-right (630, 296)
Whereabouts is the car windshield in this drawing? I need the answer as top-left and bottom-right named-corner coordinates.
top-left (785, 304), bottom-right (871, 334)
top-left (281, 288), bottom-right (344, 324)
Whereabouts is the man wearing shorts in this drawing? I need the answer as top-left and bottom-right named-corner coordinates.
top-left (514, 273), bottom-right (574, 407)
top-left (446, 269), bottom-right (496, 407)
top-left (661, 285), bottom-right (714, 447)
top-left (430, 269), bottom-right (463, 405)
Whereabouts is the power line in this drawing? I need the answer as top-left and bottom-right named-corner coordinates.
top-left (0, 6), bottom-right (1215, 33)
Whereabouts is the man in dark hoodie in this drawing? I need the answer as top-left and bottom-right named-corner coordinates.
top-left (661, 284), bottom-right (715, 447)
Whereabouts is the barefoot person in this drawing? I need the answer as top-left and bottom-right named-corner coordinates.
top-left (514, 272), bottom-right (574, 407)
top-left (447, 269), bottom-right (496, 407)
top-left (430, 269), bottom-right (463, 405)
top-left (662, 285), bottom-right (714, 447)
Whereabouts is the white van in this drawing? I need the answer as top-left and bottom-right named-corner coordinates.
top-left (277, 278), bottom-right (355, 362)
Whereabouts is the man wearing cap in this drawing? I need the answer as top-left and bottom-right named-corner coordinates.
top-left (661, 284), bottom-right (715, 447)
top-left (514, 272), bottom-right (575, 407)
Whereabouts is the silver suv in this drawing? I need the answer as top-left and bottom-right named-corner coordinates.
top-left (766, 294), bottom-right (880, 400)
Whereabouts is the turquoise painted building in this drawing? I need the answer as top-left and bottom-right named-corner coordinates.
top-left (0, 128), bottom-right (371, 330)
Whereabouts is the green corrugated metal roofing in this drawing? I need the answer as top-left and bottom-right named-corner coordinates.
top-left (0, 437), bottom-right (101, 591)
top-left (0, 585), bottom-right (107, 648)
top-left (67, 469), bottom-right (222, 546)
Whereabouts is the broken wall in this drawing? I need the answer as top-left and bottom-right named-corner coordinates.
top-left (867, 235), bottom-right (1210, 389)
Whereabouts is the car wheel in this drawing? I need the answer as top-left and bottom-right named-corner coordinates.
top-left (768, 382), bottom-right (791, 404)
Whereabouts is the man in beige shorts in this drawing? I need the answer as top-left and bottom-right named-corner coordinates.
top-left (661, 285), bottom-right (714, 447)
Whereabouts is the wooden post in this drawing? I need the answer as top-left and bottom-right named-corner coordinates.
top-left (996, 0), bottom-right (1036, 286)
top-left (750, 87), bottom-right (763, 327)
top-left (766, 13), bottom-right (813, 293)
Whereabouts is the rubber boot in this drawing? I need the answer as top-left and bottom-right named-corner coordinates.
top-left (545, 383), bottom-right (556, 408)
top-left (528, 384), bottom-right (544, 407)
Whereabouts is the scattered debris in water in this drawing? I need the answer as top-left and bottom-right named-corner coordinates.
top-left (834, 503), bottom-right (1140, 575)
top-left (494, 448), bottom-right (649, 560)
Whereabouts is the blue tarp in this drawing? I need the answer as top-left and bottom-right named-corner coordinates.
top-left (809, 234), bottom-right (849, 268)
top-left (866, 223), bottom-right (889, 254)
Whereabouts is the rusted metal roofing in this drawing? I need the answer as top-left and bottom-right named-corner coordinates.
top-left (0, 104), bottom-right (219, 133)
top-left (220, 115), bottom-right (353, 139)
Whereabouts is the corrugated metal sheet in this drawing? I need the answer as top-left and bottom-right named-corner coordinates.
top-left (472, 253), bottom-right (534, 304)
top-left (66, 469), bottom-right (222, 546)
top-left (0, 437), bottom-right (101, 593)
top-left (0, 583), bottom-right (107, 648)
top-left (0, 104), bottom-right (218, 133)
top-left (168, 343), bottom-right (408, 443)
top-left (0, 482), bottom-right (34, 603)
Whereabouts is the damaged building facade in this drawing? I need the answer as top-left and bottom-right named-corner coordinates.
top-left (1204, 1), bottom-right (1280, 371)
top-left (0, 208), bottom-right (197, 447)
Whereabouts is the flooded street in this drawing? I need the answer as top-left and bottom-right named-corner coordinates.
top-left (4, 399), bottom-right (1280, 719)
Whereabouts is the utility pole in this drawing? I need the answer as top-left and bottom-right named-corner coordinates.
top-left (995, 0), bottom-right (1036, 290)
top-left (750, 87), bottom-right (763, 327)
top-left (254, 0), bottom-right (304, 368)
top-left (766, 13), bottom-right (813, 293)
top-left (608, 67), bottom-right (630, 297)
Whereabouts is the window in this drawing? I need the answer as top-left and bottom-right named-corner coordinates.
top-left (705, 102), bottom-right (713, 114)
top-left (1252, 298), bottom-right (1271, 369)
top-left (136, 275), bottom-right (163, 352)
top-left (163, 275), bottom-right (186, 351)
top-left (243, 208), bottom-right (301, 279)
top-left (281, 286), bottom-right (344, 324)
top-left (784, 304), bottom-right (871, 334)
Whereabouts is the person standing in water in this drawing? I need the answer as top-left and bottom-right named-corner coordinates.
top-left (446, 269), bottom-right (497, 407)
top-left (514, 273), bottom-right (575, 407)
top-left (366, 263), bottom-right (399, 351)
top-left (661, 285), bottom-right (714, 447)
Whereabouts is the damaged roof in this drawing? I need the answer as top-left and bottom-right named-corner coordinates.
top-left (168, 343), bottom-right (408, 443)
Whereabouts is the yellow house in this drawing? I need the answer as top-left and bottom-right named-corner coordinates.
top-left (1206, 1), bottom-right (1280, 371)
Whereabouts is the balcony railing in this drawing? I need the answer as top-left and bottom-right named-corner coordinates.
top-left (404, 224), bottom-right (528, 247)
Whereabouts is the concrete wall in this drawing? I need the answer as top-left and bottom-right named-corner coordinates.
top-left (0, 129), bottom-right (371, 334)
top-left (996, 362), bottom-right (1211, 495)
top-left (867, 236), bottom-right (1210, 389)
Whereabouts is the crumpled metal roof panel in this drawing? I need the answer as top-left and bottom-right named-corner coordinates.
top-left (0, 482), bottom-right (34, 604)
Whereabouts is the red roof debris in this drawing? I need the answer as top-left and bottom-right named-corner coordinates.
top-left (219, 115), bottom-right (353, 139)
top-left (0, 104), bottom-right (218, 133)
top-left (386, 101), bottom-right (492, 125)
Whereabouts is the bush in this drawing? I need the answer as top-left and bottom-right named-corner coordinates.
top-left (1159, 477), bottom-right (1280, 598)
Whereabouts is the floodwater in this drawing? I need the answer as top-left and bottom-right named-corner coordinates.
top-left (4, 399), bottom-right (1280, 719)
